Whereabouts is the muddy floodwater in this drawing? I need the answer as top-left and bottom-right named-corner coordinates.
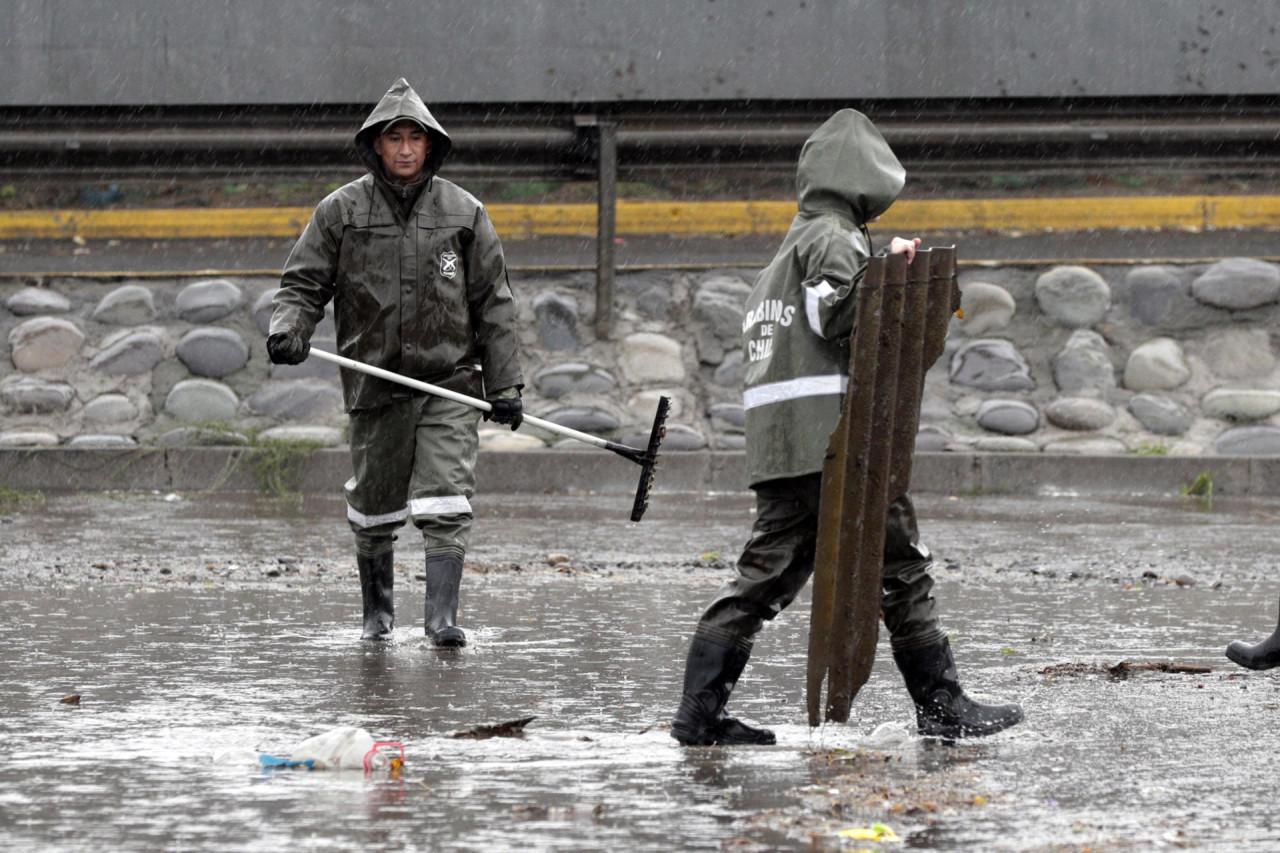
top-left (4, 488), bottom-right (1280, 851)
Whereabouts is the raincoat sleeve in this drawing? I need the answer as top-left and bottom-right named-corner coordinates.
top-left (464, 206), bottom-right (523, 391)
top-left (269, 198), bottom-right (342, 341)
top-left (798, 223), bottom-right (870, 341)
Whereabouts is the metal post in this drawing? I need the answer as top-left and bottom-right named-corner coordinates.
top-left (595, 120), bottom-right (618, 339)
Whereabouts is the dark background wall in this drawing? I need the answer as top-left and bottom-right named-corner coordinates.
top-left (3, 0), bottom-right (1275, 106)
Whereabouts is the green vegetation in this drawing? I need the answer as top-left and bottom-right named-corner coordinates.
top-left (1180, 470), bottom-right (1213, 510)
top-left (1129, 440), bottom-right (1170, 456)
top-left (246, 439), bottom-right (327, 495)
top-left (0, 486), bottom-right (44, 512)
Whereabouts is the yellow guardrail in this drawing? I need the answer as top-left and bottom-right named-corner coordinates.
top-left (0, 196), bottom-right (1277, 240)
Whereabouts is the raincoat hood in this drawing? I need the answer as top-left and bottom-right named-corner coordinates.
top-left (796, 109), bottom-right (904, 224)
top-left (355, 78), bottom-right (452, 179)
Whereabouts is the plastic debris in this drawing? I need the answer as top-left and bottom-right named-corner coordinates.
top-left (837, 822), bottom-right (900, 843)
top-left (257, 726), bottom-right (404, 772)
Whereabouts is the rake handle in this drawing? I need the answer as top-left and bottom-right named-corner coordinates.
top-left (307, 348), bottom-right (614, 451)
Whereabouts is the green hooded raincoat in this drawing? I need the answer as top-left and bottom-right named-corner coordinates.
top-left (270, 78), bottom-right (522, 411)
top-left (741, 109), bottom-right (905, 487)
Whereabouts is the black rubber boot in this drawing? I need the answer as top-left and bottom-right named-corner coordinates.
top-left (424, 553), bottom-right (466, 647)
top-left (671, 636), bottom-right (776, 746)
top-left (1226, 598), bottom-right (1280, 670)
top-left (357, 551), bottom-right (395, 641)
top-left (894, 638), bottom-right (1024, 739)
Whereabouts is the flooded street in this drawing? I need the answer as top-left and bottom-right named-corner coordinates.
top-left (4, 489), bottom-right (1280, 851)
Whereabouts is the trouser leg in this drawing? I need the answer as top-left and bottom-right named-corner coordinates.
top-left (345, 401), bottom-right (418, 638)
top-left (673, 475), bottom-right (819, 746)
top-left (884, 493), bottom-right (1024, 737)
top-left (407, 396), bottom-right (481, 645)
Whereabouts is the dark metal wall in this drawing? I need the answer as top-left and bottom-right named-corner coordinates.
top-left (3, 0), bottom-right (1276, 106)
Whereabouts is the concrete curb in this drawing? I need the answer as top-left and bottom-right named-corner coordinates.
top-left (0, 448), bottom-right (1271, 499)
top-left (4, 195), bottom-right (1280, 240)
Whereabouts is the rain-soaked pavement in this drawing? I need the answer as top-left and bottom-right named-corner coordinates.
top-left (4, 487), bottom-right (1280, 851)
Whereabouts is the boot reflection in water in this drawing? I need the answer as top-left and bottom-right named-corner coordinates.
top-left (1226, 595), bottom-right (1280, 670)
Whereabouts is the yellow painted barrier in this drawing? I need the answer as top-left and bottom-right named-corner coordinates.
top-left (0, 196), bottom-right (1276, 240)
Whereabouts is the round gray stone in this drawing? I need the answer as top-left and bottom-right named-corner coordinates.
top-left (1127, 394), bottom-right (1193, 436)
top-left (1212, 426), bottom-right (1280, 456)
top-left (5, 287), bottom-right (71, 316)
top-left (1123, 266), bottom-right (1187, 327)
top-left (9, 316), bottom-right (85, 371)
top-left (1041, 436), bottom-right (1128, 455)
top-left (974, 436), bottom-right (1039, 452)
top-left (1201, 388), bottom-right (1280, 422)
top-left (68, 434), bottom-right (138, 448)
top-left (247, 380), bottom-right (343, 420)
top-left (531, 291), bottom-right (580, 352)
top-left (83, 393), bottom-right (140, 424)
top-left (949, 339), bottom-right (1036, 391)
top-left (959, 281), bottom-right (1016, 335)
top-left (1124, 337), bottom-right (1191, 391)
top-left (620, 422), bottom-right (706, 451)
top-left (636, 284), bottom-right (672, 319)
top-left (1200, 328), bottom-right (1275, 379)
top-left (1052, 329), bottom-right (1116, 392)
top-left (537, 407), bottom-right (621, 434)
top-left (915, 425), bottom-right (952, 452)
top-left (251, 288), bottom-right (278, 336)
top-left (257, 425), bottom-right (344, 446)
top-left (693, 274), bottom-right (752, 340)
top-left (532, 362), bottom-right (617, 399)
top-left (155, 427), bottom-right (251, 447)
top-left (0, 377), bottom-right (75, 413)
top-left (91, 284), bottom-right (155, 325)
top-left (0, 428), bottom-right (60, 447)
top-left (1191, 258), bottom-right (1280, 310)
top-left (975, 399), bottom-right (1040, 435)
top-left (709, 402), bottom-right (746, 431)
top-left (164, 378), bottom-right (240, 423)
top-left (89, 329), bottom-right (166, 376)
top-left (175, 279), bottom-right (242, 323)
top-left (1044, 397), bottom-right (1116, 431)
top-left (176, 327), bottom-right (249, 378)
top-left (621, 333), bottom-right (685, 383)
top-left (1034, 265), bottom-right (1111, 327)
top-left (712, 349), bottom-right (743, 387)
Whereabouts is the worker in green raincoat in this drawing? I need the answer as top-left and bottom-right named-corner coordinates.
top-left (267, 78), bottom-right (523, 647)
top-left (671, 110), bottom-right (1024, 745)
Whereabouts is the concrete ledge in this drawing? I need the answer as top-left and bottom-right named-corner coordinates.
top-left (0, 448), bottom-right (1272, 498)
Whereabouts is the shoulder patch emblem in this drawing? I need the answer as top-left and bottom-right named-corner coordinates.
top-left (439, 250), bottom-right (459, 279)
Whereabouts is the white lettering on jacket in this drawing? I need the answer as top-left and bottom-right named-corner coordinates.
top-left (743, 299), bottom-right (795, 364)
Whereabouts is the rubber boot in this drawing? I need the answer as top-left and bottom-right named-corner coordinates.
top-left (671, 636), bottom-right (776, 746)
top-left (1226, 597), bottom-right (1280, 670)
top-left (424, 553), bottom-right (466, 647)
top-left (357, 551), bottom-right (395, 641)
top-left (894, 638), bottom-right (1024, 739)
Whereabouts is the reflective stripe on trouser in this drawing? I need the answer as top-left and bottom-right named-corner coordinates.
top-left (345, 395), bottom-right (481, 558)
top-left (694, 472), bottom-right (946, 653)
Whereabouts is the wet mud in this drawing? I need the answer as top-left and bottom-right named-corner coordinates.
top-left (4, 489), bottom-right (1280, 850)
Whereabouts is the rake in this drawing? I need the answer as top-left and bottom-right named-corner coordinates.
top-left (307, 348), bottom-right (669, 522)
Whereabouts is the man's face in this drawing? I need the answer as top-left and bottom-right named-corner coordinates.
top-left (374, 120), bottom-right (432, 182)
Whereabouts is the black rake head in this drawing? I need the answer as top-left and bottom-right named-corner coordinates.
top-left (619, 395), bottom-right (670, 522)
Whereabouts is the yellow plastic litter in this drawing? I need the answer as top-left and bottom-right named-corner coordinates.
top-left (836, 822), bottom-right (900, 842)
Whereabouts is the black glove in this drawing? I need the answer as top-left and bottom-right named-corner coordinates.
top-left (485, 396), bottom-right (523, 431)
top-left (266, 332), bottom-right (310, 365)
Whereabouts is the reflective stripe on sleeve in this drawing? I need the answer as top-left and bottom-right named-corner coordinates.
top-left (742, 374), bottom-right (848, 410)
top-left (409, 495), bottom-right (473, 516)
top-left (347, 504), bottom-right (410, 529)
top-left (805, 279), bottom-right (837, 338)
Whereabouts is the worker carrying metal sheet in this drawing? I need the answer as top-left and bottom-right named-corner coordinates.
top-left (670, 109), bottom-right (1024, 745)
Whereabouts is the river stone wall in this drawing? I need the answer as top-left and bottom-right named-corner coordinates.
top-left (4, 256), bottom-right (1280, 461)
